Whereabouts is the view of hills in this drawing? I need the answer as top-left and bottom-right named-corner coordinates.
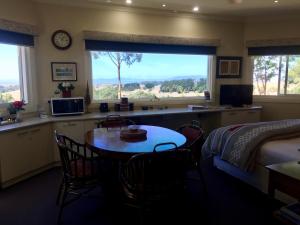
top-left (93, 75), bottom-right (206, 85)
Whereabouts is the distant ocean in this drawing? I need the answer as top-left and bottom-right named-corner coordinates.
top-left (93, 75), bottom-right (206, 85)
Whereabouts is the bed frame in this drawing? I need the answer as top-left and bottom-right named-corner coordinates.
top-left (213, 156), bottom-right (295, 203)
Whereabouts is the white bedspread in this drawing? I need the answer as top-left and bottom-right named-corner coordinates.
top-left (256, 137), bottom-right (300, 166)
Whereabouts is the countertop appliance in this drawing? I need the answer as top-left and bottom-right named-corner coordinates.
top-left (50, 97), bottom-right (85, 116)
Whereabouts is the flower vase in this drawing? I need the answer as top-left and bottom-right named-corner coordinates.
top-left (16, 111), bottom-right (23, 122)
top-left (62, 90), bottom-right (71, 98)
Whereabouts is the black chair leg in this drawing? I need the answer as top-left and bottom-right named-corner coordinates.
top-left (56, 177), bottom-right (64, 205)
top-left (57, 184), bottom-right (68, 225)
top-left (197, 162), bottom-right (208, 197)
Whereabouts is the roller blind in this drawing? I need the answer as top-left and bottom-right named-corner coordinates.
top-left (85, 39), bottom-right (216, 55)
top-left (248, 46), bottom-right (300, 56)
top-left (0, 29), bottom-right (34, 46)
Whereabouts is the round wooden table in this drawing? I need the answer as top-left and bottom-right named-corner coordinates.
top-left (85, 125), bottom-right (187, 159)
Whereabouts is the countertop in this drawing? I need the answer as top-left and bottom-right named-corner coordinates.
top-left (0, 106), bottom-right (262, 133)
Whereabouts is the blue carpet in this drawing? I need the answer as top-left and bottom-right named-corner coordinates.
top-left (0, 159), bottom-right (282, 225)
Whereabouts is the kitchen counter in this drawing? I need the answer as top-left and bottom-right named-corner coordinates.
top-left (0, 106), bottom-right (262, 133)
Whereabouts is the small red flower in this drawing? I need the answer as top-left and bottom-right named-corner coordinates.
top-left (12, 100), bottom-right (26, 111)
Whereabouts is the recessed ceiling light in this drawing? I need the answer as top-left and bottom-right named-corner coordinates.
top-left (126, 0), bottom-right (132, 4)
top-left (274, 0), bottom-right (279, 3)
top-left (162, 4), bottom-right (166, 7)
top-left (193, 6), bottom-right (199, 12)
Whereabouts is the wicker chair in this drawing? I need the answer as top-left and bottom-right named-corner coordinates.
top-left (120, 142), bottom-right (190, 223)
top-left (54, 131), bottom-right (102, 224)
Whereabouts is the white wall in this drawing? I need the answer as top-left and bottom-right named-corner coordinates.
top-left (0, 0), bottom-right (256, 114)
top-left (244, 16), bottom-right (300, 121)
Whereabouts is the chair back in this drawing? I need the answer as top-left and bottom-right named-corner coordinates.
top-left (54, 131), bottom-right (98, 180)
top-left (120, 142), bottom-right (189, 200)
top-left (177, 120), bottom-right (205, 165)
top-left (96, 115), bottom-right (135, 128)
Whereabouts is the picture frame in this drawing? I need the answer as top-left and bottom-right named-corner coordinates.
top-left (51, 62), bottom-right (77, 81)
top-left (216, 56), bottom-right (242, 78)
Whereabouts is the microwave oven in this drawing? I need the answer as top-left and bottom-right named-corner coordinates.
top-left (50, 97), bottom-right (85, 116)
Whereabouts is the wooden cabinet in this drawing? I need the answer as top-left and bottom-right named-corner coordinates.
top-left (221, 109), bottom-right (261, 126)
top-left (53, 121), bottom-right (86, 161)
top-left (53, 121), bottom-right (85, 143)
top-left (0, 124), bottom-right (52, 187)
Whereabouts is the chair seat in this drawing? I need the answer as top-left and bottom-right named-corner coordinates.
top-left (70, 158), bottom-right (99, 178)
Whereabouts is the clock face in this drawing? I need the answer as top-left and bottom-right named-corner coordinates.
top-left (51, 30), bottom-right (72, 50)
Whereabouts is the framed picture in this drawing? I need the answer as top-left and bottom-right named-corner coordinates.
top-left (216, 56), bottom-right (242, 78)
top-left (51, 62), bottom-right (77, 81)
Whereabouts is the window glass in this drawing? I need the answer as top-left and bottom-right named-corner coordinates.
top-left (252, 55), bottom-right (300, 95)
top-left (0, 43), bottom-right (21, 103)
top-left (91, 51), bottom-right (210, 101)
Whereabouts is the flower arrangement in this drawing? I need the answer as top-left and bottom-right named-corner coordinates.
top-left (57, 82), bottom-right (75, 92)
top-left (7, 100), bottom-right (26, 115)
top-left (57, 82), bottom-right (75, 97)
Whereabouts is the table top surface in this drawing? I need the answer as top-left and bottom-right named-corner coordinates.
top-left (266, 161), bottom-right (300, 180)
top-left (85, 125), bottom-right (186, 157)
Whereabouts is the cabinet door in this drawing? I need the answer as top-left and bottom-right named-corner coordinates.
top-left (0, 124), bottom-right (52, 183)
top-left (27, 125), bottom-right (52, 171)
top-left (84, 120), bottom-right (98, 134)
top-left (53, 121), bottom-right (85, 162)
top-left (0, 129), bottom-right (32, 182)
top-left (243, 110), bottom-right (261, 123)
top-left (54, 121), bottom-right (85, 143)
top-left (221, 110), bottom-right (261, 126)
top-left (221, 111), bottom-right (244, 126)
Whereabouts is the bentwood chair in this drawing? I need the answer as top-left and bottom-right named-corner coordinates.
top-left (120, 142), bottom-right (190, 223)
top-left (96, 115), bottom-right (136, 128)
top-left (177, 120), bottom-right (207, 194)
top-left (177, 120), bottom-right (205, 167)
top-left (54, 131), bottom-right (102, 224)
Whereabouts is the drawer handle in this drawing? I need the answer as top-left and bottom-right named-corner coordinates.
top-left (63, 123), bottom-right (77, 127)
top-left (17, 131), bottom-right (28, 136)
top-left (68, 123), bottom-right (77, 126)
top-left (30, 128), bottom-right (41, 133)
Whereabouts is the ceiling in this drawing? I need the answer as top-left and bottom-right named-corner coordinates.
top-left (34, 0), bottom-right (300, 17)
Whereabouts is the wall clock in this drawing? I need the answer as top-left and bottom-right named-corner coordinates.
top-left (51, 30), bottom-right (72, 50)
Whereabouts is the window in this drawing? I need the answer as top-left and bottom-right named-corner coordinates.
top-left (252, 55), bottom-right (300, 96)
top-left (0, 43), bottom-right (28, 104)
top-left (90, 51), bottom-right (211, 101)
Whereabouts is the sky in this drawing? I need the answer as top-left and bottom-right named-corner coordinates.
top-left (91, 51), bottom-right (208, 81)
top-left (0, 44), bottom-right (20, 84)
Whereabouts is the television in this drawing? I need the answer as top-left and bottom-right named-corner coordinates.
top-left (220, 84), bottom-right (253, 107)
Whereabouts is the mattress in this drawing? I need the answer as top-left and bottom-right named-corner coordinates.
top-left (256, 137), bottom-right (300, 166)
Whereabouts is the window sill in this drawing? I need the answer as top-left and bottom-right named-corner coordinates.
top-left (92, 97), bottom-right (212, 105)
top-left (253, 95), bottom-right (300, 104)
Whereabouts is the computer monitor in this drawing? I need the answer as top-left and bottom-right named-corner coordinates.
top-left (219, 84), bottom-right (253, 107)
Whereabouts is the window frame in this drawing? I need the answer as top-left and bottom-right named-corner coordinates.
top-left (0, 44), bottom-right (37, 112)
top-left (250, 55), bottom-right (300, 103)
top-left (87, 51), bottom-right (215, 104)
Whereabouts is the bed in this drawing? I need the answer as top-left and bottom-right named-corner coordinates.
top-left (202, 119), bottom-right (300, 203)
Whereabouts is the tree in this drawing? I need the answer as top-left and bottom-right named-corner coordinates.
top-left (0, 93), bottom-right (13, 103)
top-left (287, 57), bottom-right (300, 93)
top-left (93, 52), bottom-right (142, 98)
top-left (128, 90), bottom-right (156, 99)
top-left (253, 56), bottom-right (279, 95)
top-left (93, 86), bottom-right (118, 100)
top-left (123, 83), bottom-right (140, 91)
